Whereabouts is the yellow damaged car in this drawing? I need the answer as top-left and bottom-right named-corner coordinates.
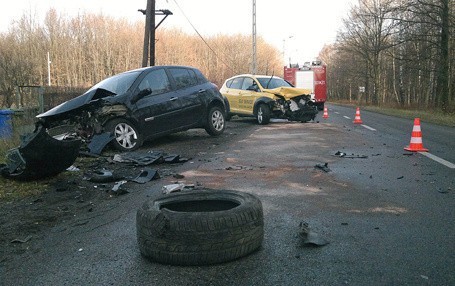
top-left (220, 74), bottom-right (318, 124)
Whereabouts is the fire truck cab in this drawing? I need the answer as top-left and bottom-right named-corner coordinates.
top-left (283, 61), bottom-right (327, 111)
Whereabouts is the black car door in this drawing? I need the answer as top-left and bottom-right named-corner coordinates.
top-left (167, 67), bottom-right (205, 127)
top-left (133, 68), bottom-right (182, 137)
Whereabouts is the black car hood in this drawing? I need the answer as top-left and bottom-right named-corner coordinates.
top-left (37, 88), bottom-right (116, 120)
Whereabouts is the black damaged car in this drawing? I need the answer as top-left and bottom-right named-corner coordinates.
top-left (38, 65), bottom-right (226, 151)
top-left (1, 66), bottom-right (226, 180)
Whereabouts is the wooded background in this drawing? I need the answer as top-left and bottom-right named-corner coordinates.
top-left (320, 0), bottom-right (454, 111)
top-left (0, 0), bottom-right (453, 112)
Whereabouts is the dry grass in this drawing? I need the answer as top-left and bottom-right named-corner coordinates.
top-left (332, 100), bottom-right (455, 127)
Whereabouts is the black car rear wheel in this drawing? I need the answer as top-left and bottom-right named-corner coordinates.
top-left (105, 118), bottom-right (143, 151)
top-left (205, 106), bottom-right (225, 136)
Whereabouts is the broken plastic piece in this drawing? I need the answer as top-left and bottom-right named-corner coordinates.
top-left (88, 169), bottom-right (123, 183)
top-left (113, 152), bottom-right (164, 166)
top-left (162, 183), bottom-right (185, 194)
top-left (87, 132), bottom-right (114, 155)
top-left (164, 154), bottom-right (180, 163)
top-left (112, 180), bottom-right (128, 193)
top-left (10, 235), bottom-right (32, 244)
top-left (314, 163), bottom-right (331, 172)
top-left (132, 168), bottom-right (160, 184)
top-left (1, 125), bottom-right (81, 180)
top-left (298, 221), bottom-right (329, 247)
top-left (334, 151), bottom-right (346, 157)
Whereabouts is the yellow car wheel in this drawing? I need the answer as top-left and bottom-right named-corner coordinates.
top-left (256, 104), bottom-right (271, 125)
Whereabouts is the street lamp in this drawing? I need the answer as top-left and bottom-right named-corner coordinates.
top-left (282, 35), bottom-right (293, 67)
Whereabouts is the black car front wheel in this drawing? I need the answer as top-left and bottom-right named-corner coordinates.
top-left (105, 118), bottom-right (143, 151)
top-left (205, 106), bottom-right (225, 136)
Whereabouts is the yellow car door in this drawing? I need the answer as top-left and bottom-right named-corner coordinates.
top-left (238, 76), bottom-right (258, 114)
top-left (223, 77), bottom-right (244, 113)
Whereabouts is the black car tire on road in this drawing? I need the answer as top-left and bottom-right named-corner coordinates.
top-left (256, 104), bottom-right (271, 125)
top-left (205, 106), bottom-right (226, 136)
top-left (136, 189), bottom-right (264, 266)
top-left (105, 118), bottom-right (143, 151)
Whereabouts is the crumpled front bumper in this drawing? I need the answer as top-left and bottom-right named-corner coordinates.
top-left (1, 125), bottom-right (81, 181)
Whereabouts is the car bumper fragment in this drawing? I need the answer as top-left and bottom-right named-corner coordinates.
top-left (1, 125), bottom-right (81, 180)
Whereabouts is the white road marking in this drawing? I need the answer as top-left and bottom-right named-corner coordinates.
top-left (343, 116), bottom-right (350, 119)
top-left (361, 124), bottom-right (376, 131)
top-left (335, 112), bottom-right (340, 114)
top-left (419, 152), bottom-right (455, 169)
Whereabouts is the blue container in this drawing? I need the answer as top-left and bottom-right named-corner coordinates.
top-left (0, 109), bottom-right (14, 138)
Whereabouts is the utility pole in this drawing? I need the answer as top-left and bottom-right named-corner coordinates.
top-left (140, 0), bottom-right (172, 67)
top-left (142, 0), bottom-right (154, 67)
top-left (251, 0), bottom-right (257, 75)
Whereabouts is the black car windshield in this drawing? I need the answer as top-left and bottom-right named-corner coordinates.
top-left (87, 70), bottom-right (141, 95)
top-left (257, 77), bottom-right (292, 89)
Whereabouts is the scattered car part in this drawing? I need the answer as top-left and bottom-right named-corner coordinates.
top-left (161, 183), bottom-right (187, 194)
top-left (87, 132), bottom-right (114, 155)
top-left (136, 189), bottom-right (264, 266)
top-left (113, 151), bottom-right (164, 166)
top-left (163, 154), bottom-right (180, 164)
top-left (333, 151), bottom-right (368, 159)
top-left (298, 221), bottom-right (329, 247)
top-left (87, 169), bottom-right (124, 183)
top-left (314, 163), bottom-right (331, 173)
top-left (1, 125), bottom-right (81, 180)
top-left (111, 180), bottom-right (128, 194)
top-left (132, 168), bottom-right (160, 184)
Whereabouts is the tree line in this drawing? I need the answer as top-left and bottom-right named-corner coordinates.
top-left (320, 0), bottom-right (454, 112)
top-left (1, 2), bottom-right (453, 113)
top-left (0, 8), bottom-right (282, 109)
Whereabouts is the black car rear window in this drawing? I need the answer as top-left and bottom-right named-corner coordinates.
top-left (192, 68), bottom-right (208, 84)
top-left (169, 68), bottom-right (198, 89)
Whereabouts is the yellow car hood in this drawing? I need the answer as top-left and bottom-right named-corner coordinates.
top-left (263, 87), bottom-right (312, 100)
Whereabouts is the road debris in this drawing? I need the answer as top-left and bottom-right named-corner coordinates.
top-left (132, 168), bottom-right (160, 184)
top-left (314, 163), bottom-right (331, 172)
top-left (87, 132), bottom-right (114, 155)
top-left (437, 187), bottom-right (450, 194)
top-left (0, 125), bottom-right (81, 180)
top-left (11, 235), bottom-right (32, 244)
top-left (298, 221), bottom-right (329, 247)
top-left (111, 180), bottom-right (128, 195)
top-left (162, 183), bottom-right (196, 194)
top-left (333, 151), bottom-right (368, 158)
top-left (87, 169), bottom-right (124, 183)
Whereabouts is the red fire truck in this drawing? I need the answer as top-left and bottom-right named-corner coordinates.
top-left (283, 61), bottom-right (327, 110)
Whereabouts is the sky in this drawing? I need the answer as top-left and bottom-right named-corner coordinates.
top-left (0, 0), bottom-right (357, 65)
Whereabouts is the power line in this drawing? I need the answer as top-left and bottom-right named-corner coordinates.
top-left (171, 0), bottom-right (235, 73)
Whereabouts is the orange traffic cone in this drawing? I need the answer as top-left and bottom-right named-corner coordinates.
top-left (404, 118), bottom-right (428, 152)
top-left (353, 107), bottom-right (363, 124)
top-left (323, 107), bottom-right (329, 119)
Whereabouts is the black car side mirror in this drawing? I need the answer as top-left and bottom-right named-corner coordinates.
top-left (131, 88), bottom-right (152, 103)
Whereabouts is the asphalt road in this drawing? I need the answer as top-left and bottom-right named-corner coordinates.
top-left (1, 104), bottom-right (454, 286)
